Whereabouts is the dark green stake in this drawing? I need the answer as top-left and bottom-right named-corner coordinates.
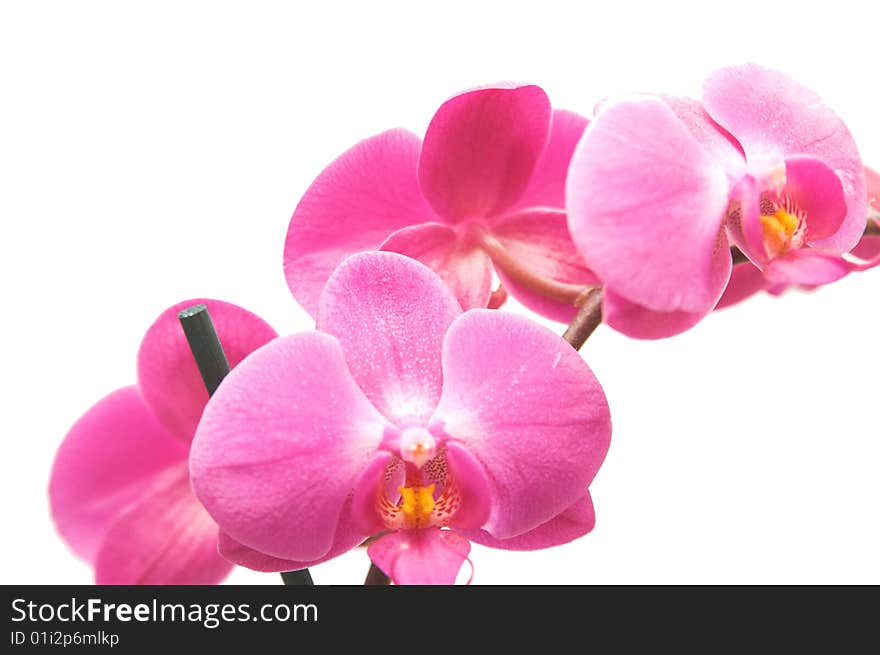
top-left (178, 303), bottom-right (314, 586)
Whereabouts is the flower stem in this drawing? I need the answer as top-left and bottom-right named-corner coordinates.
top-left (364, 563), bottom-right (391, 586)
top-left (476, 231), bottom-right (592, 306)
top-left (178, 304), bottom-right (314, 587)
top-left (562, 287), bottom-right (604, 350)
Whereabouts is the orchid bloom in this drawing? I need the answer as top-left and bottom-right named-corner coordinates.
top-left (191, 252), bottom-right (611, 584)
top-left (718, 165), bottom-right (880, 309)
top-left (283, 83), bottom-right (597, 323)
top-left (566, 63), bottom-right (866, 338)
top-left (49, 299), bottom-right (277, 584)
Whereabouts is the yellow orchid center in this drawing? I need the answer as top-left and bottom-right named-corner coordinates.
top-left (398, 484), bottom-right (436, 529)
top-left (759, 197), bottom-right (804, 256)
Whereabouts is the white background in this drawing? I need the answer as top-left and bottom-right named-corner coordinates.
top-left (2, 0), bottom-right (878, 585)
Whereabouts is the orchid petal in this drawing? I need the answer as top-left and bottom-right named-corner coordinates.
top-left (317, 252), bottom-right (461, 425)
top-left (459, 492), bottom-right (595, 550)
top-left (379, 222), bottom-right (493, 310)
top-left (866, 166), bottom-right (880, 223)
top-left (602, 288), bottom-right (709, 340)
top-left (715, 263), bottom-right (771, 310)
top-left (783, 156), bottom-right (848, 244)
top-left (190, 331), bottom-right (390, 562)
top-left (660, 95), bottom-right (745, 169)
top-left (763, 250), bottom-right (852, 286)
top-left (703, 64), bottom-right (866, 251)
top-left (490, 209), bottom-right (599, 323)
top-left (95, 467), bottom-right (232, 585)
top-left (850, 235), bottom-right (880, 262)
top-left (368, 528), bottom-right (470, 585)
top-left (137, 299), bottom-right (277, 443)
top-left (418, 84), bottom-right (551, 221)
top-left (217, 498), bottom-right (364, 572)
top-left (49, 386), bottom-right (187, 563)
top-left (431, 310), bottom-right (611, 539)
top-left (567, 97), bottom-right (731, 313)
top-left (284, 129), bottom-right (437, 316)
top-left (507, 108), bottom-right (589, 212)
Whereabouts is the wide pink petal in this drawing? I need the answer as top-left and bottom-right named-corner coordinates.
top-left (379, 223), bottom-right (493, 310)
top-left (137, 298), bottom-right (278, 443)
top-left (567, 97), bottom-right (731, 313)
top-left (782, 156), bottom-right (848, 244)
top-left (763, 250), bottom-right (852, 286)
top-left (661, 95), bottom-right (746, 170)
top-left (864, 165), bottom-right (880, 224)
top-left (217, 498), bottom-right (364, 572)
top-left (418, 84), bottom-right (551, 221)
top-left (490, 209), bottom-right (600, 323)
top-left (49, 386), bottom-right (187, 564)
top-left (725, 173), bottom-right (768, 267)
top-left (190, 331), bottom-right (391, 562)
top-left (507, 108), bottom-right (590, 212)
top-left (850, 235), bottom-right (880, 261)
top-left (317, 251), bottom-right (461, 425)
top-left (444, 442), bottom-right (493, 530)
top-left (284, 129), bottom-right (438, 316)
top-left (431, 310), bottom-right (611, 539)
top-left (602, 288), bottom-right (709, 339)
top-left (703, 64), bottom-right (866, 252)
top-left (459, 492), bottom-right (595, 551)
top-left (367, 528), bottom-right (470, 585)
top-left (95, 466), bottom-right (232, 585)
top-left (715, 262), bottom-right (772, 310)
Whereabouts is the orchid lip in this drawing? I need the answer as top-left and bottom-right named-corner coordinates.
top-left (376, 447), bottom-right (463, 532)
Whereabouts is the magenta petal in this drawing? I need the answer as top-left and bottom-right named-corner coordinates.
top-left (95, 468), bottom-right (232, 585)
top-left (703, 64), bottom-right (866, 252)
top-left (444, 442), bottom-right (492, 530)
top-left (418, 84), bottom-right (552, 221)
top-left (567, 97), bottom-right (731, 313)
top-left (867, 166), bottom-right (880, 224)
top-left (137, 299), bottom-right (277, 442)
top-left (432, 310), bottom-right (611, 539)
top-left (490, 209), bottom-right (600, 323)
top-left (380, 222), bottom-right (493, 310)
top-left (49, 386), bottom-right (187, 563)
top-left (317, 252), bottom-right (461, 425)
top-left (351, 452), bottom-right (395, 535)
top-left (715, 263), bottom-right (771, 310)
top-left (850, 235), bottom-right (880, 261)
top-left (459, 492), bottom-right (595, 551)
top-left (602, 288), bottom-right (709, 339)
top-left (763, 250), bottom-right (852, 286)
top-left (726, 173), bottom-right (768, 267)
top-left (217, 498), bottom-right (364, 572)
top-left (507, 108), bottom-right (589, 212)
top-left (368, 528), bottom-right (470, 585)
top-left (284, 129), bottom-right (438, 316)
top-left (190, 331), bottom-right (390, 561)
top-left (782, 156), bottom-right (848, 244)
top-left (661, 95), bottom-right (745, 170)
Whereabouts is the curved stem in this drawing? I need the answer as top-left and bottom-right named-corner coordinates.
top-left (475, 231), bottom-right (591, 306)
top-left (562, 288), bottom-right (604, 350)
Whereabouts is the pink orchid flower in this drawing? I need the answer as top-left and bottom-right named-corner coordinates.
top-left (49, 299), bottom-right (277, 584)
top-left (718, 165), bottom-right (880, 309)
top-left (283, 83), bottom-right (598, 323)
top-left (567, 64), bottom-right (866, 338)
top-left (191, 252), bottom-right (611, 584)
